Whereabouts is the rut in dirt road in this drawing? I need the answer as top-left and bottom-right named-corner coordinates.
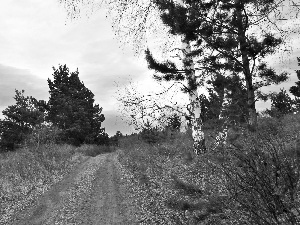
top-left (11, 152), bottom-right (134, 225)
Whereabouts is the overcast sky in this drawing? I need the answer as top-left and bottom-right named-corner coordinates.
top-left (0, 0), bottom-right (157, 136)
top-left (1, 0), bottom-right (300, 136)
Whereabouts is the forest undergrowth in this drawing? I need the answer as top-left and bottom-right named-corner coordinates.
top-left (118, 113), bottom-right (300, 225)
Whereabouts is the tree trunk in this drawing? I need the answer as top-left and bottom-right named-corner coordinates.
top-left (182, 38), bottom-right (206, 155)
top-left (215, 88), bottom-right (229, 148)
top-left (247, 84), bottom-right (257, 130)
top-left (235, 0), bottom-right (257, 131)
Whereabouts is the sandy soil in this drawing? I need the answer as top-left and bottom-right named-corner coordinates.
top-left (10, 152), bottom-right (134, 225)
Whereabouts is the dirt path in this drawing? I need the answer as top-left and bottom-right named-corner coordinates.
top-left (10, 151), bottom-right (134, 225)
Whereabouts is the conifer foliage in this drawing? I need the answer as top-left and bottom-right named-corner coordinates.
top-left (47, 65), bottom-right (105, 145)
top-left (150, 0), bottom-right (289, 131)
top-left (289, 57), bottom-right (300, 111)
top-left (0, 90), bottom-right (46, 150)
top-left (266, 89), bottom-right (294, 117)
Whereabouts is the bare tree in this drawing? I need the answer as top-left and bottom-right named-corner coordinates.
top-left (116, 81), bottom-right (187, 132)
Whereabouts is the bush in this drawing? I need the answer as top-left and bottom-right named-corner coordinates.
top-left (140, 127), bottom-right (163, 144)
top-left (117, 113), bottom-right (300, 224)
top-left (214, 117), bottom-right (300, 224)
top-left (25, 124), bottom-right (63, 148)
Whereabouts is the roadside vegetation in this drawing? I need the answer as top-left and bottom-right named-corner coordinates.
top-left (0, 137), bottom-right (115, 224)
top-left (0, 130), bottom-right (115, 225)
top-left (117, 113), bottom-right (300, 224)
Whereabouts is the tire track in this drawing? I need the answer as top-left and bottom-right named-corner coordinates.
top-left (9, 152), bottom-right (132, 225)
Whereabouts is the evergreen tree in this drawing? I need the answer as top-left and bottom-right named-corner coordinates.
top-left (267, 89), bottom-right (294, 117)
top-left (198, 0), bottom-right (287, 129)
top-left (289, 57), bottom-right (300, 111)
top-left (0, 90), bottom-right (45, 150)
top-left (109, 131), bottom-right (123, 147)
top-left (149, 0), bottom-right (289, 131)
top-left (166, 114), bottom-right (181, 131)
top-left (204, 74), bottom-right (248, 124)
top-left (47, 65), bottom-right (105, 145)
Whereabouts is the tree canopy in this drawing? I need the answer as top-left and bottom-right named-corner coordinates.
top-left (47, 64), bottom-right (106, 145)
top-left (266, 89), bottom-right (294, 117)
top-left (0, 90), bottom-right (46, 150)
top-left (148, 0), bottom-right (289, 130)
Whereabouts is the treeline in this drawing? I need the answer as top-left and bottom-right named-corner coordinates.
top-left (110, 113), bottom-right (182, 147)
top-left (0, 64), bottom-right (109, 151)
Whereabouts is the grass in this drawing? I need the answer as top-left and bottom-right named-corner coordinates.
top-left (0, 142), bottom-right (110, 224)
top-left (117, 113), bottom-right (300, 224)
top-left (0, 133), bottom-right (117, 225)
top-left (2, 113), bottom-right (300, 224)
top-left (76, 144), bottom-right (115, 157)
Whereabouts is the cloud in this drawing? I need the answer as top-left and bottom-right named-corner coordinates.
top-left (101, 109), bottom-right (134, 136)
top-left (0, 64), bottom-right (49, 116)
top-left (2, 0), bottom-right (299, 134)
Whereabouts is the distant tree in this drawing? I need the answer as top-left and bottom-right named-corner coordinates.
top-left (266, 89), bottom-right (294, 117)
top-left (95, 131), bottom-right (109, 145)
top-left (0, 90), bottom-right (45, 150)
top-left (166, 114), bottom-right (181, 131)
top-left (139, 120), bottom-right (162, 145)
top-left (47, 64), bottom-right (105, 145)
top-left (115, 131), bottom-right (123, 138)
top-left (109, 131), bottom-right (123, 147)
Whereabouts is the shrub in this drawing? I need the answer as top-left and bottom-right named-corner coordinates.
top-left (25, 124), bottom-right (63, 148)
top-left (215, 119), bottom-right (300, 224)
top-left (140, 127), bottom-right (163, 144)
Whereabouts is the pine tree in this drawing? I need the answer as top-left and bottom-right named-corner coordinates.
top-left (166, 113), bottom-right (181, 131)
top-left (145, 1), bottom-right (208, 154)
top-left (148, 0), bottom-right (288, 131)
top-left (0, 90), bottom-right (45, 150)
top-left (47, 65), bottom-right (105, 145)
top-left (267, 89), bottom-right (294, 117)
top-left (203, 74), bottom-right (248, 124)
top-left (182, 0), bottom-right (289, 130)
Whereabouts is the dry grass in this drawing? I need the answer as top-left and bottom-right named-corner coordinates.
top-left (117, 114), bottom-right (300, 224)
top-left (118, 132), bottom-right (227, 224)
top-left (0, 144), bottom-right (86, 224)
